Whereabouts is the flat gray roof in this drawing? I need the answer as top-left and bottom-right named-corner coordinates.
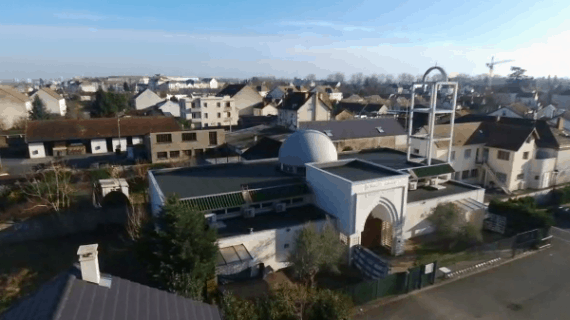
top-left (152, 161), bottom-right (296, 199)
top-left (314, 160), bottom-right (402, 182)
top-left (407, 181), bottom-right (480, 203)
top-left (216, 204), bottom-right (328, 238)
top-left (341, 148), bottom-right (441, 170)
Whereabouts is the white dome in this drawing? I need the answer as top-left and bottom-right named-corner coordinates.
top-left (279, 130), bottom-right (338, 167)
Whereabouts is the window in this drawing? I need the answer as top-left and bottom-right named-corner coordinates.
top-left (191, 102), bottom-right (195, 108)
top-left (462, 170), bottom-right (469, 179)
top-left (184, 150), bottom-right (192, 156)
top-left (170, 151), bottom-right (180, 158)
top-left (413, 148), bottom-right (420, 154)
top-left (451, 151), bottom-right (455, 161)
top-left (284, 244), bottom-right (290, 249)
top-left (497, 150), bottom-right (510, 161)
top-left (203, 102), bottom-right (207, 107)
top-left (157, 152), bottom-right (167, 159)
top-left (226, 102), bottom-right (231, 107)
top-left (209, 131), bottom-right (218, 145)
top-left (217, 112), bottom-right (221, 118)
top-left (454, 172), bottom-right (461, 180)
top-left (156, 134), bottom-right (172, 143)
top-left (217, 102), bottom-right (221, 107)
top-left (517, 173), bottom-right (524, 180)
top-left (226, 112), bottom-right (231, 117)
top-left (535, 175), bottom-right (539, 180)
top-left (523, 151), bottom-right (529, 159)
top-left (192, 112), bottom-right (200, 119)
top-left (464, 149), bottom-right (472, 159)
top-left (182, 132), bottom-right (197, 141)
top-left (32, 150), bottom-right (39, 155)
top-left (496, 172), bottom-right (507, 183)
top-left (204, 123), bottom-right (209, 128)
top-left (471, 169), bottom-right (478, 178)
top-left (217, 123), bottom-right (221, 126)
top-left (204, 113), bottom-right (208, 119)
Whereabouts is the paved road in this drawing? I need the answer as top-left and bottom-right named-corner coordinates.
top-left (355, 227), bottom-right (570, 320)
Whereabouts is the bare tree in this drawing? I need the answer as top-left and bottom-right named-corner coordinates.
top-left (326, 72), bottom-right (345, 83)
top-left (350, 73), bottom-right (364, 88)
top-left (397, 73), bottom-right (415, 84)
top-left (126, 204), bottom-right (150, 241)
top-left (18, 163), bottom-right (75, 213)
top-left (306, 74), bottom-right (317, 81)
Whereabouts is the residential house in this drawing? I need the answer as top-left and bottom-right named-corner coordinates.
top-left (415, 115), bottom-right (570, 192)
top-left (488, 104), bottom-right (532, 119)
top-left (180, 95), bottom-right (238, 129)
top-left (25, 117), bottom-right (181, 158)
top-left (335, 101), bottom-right (389, 118)
top-left (154, 99), bottom-right (181, 118)
top-left (0, 85), bottom-right (31, 129)
top-left (146, 128), bottom-right (225, 163)
top-left (252, 101), bottom-right (278, 116)
top-left (548, 111), bottom-right (570, 132)
top-left (494, 86), bottom-right (523, 105)
top-left (299, 118), bottom-right (407, 152)
top-left (266, 85), bottom-right (307, 101)
top-left (216, 84), bottom-right (263, 116)
top-left (310, 85), bottom-right (343, 102)
top-left (277, 92), bottom-right (332, 130)
top-left (342, 94), bottom-right (364, 103)
top-left (255, 84), bottom-right (269, 97)
top-left (537, 104), bottom-right (562, 119)
top-left (201, 78), bottom-right (219, 89)
top-left (0, 245), bottom-right (222, 320)
top-left (133, 88), bottom-right (163, 110)
top-left (29, 88), bottom-right (67, 116)
top-left (334, 109), bottom-right (355, 121)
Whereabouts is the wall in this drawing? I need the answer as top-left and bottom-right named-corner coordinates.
top-left (148, 170), bottom-right (165, 216)
top-left (191, 96), bottom-right (238, 128)
top-left (278, 109), bottom-right (298, 130)
top-left (111, 137), bottom-right (127, 152)
top-left (404, 185), bottom-right (485, 239)
top-left (90, 139), bottom-right (108, 154)
top-left (132, 136), bottom-right (143, 145)
top-left (334, 135), bottom-right (407, 153)
top-left (158, 100), bottom-right (181, 117)
top-left (233, 86), bottom-right (263, 116)
top-left (254, 104), bottom-right (278, 116)
top-left (28, 142), bottom-right (46, 158)
top-left (529, 157), bottom-right (556, 189)
top-left (306, 165), bottom-right (354, 235)
top-left (148, 129), bottom-right (225, 163)
top-left (296, 96), bottom-right (331, 124)
top-left (217, 219), bottom-right (326, 272)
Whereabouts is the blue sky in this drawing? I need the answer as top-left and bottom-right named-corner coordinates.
top-left (1, 0), bottom-right (569, 79)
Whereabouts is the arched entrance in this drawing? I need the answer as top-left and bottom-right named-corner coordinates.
top-left (361, 204), bottom-right (395, 254)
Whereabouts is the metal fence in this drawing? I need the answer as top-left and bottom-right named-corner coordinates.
top-left (341, 228), bottom-right (549, 305)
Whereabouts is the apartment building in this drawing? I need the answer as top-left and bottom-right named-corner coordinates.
top-left (180, 95), bottom-right (238, 129)
top-left (411, 116), bottom-right (570, 193)
top-left (145, 128), bottom-right (225, 163)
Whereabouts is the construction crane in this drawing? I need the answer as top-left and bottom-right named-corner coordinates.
top-left (486, 56), bottom-right (513, 90)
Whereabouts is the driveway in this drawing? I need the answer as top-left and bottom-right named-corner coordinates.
top-left (355, 228), bottom-right (570, 320)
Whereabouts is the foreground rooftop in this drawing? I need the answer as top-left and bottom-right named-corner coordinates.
top-left (313, 159), bottom-right (406, 182)
top-left (407, 180), bottom-right (480, 203)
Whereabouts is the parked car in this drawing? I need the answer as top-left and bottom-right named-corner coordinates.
top-left (555, 206), bottom-right (570, 219)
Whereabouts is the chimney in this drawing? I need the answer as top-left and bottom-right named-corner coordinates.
top-left (312, 93), bottom-right (318, 121)
top-left (496, 115), bottom-right (501, 122)
top-left (558, 117), bottom-right (565, 130)
top-left (254, 135), bottom-right (258, 142)
top-left (77, 244), bottom-right (100, 284)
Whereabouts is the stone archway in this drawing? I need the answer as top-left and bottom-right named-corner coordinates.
top-left (361, 203), bottom-right (395, 254)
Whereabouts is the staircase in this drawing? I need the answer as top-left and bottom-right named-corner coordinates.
top-left (481, 162), bottom-right (512, 195)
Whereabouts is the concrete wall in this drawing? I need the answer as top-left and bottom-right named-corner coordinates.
top-left (404, 185), bottom-right (485, 239)
top-left (217, 219), bottom-right (326, 272)
top-left (334, 135), bottom-right (407, 153)
top-left (90, 139), bottom-right (108, 154)
top-left (147, 129), bottom-right (225, 163)
top-left (233, 86), bottom-right (263, 116)
top-left (28, 142), bottom-right (46, 158)
top-left (148, 171), bottom-right (165, 216)
top-left (306, 165), bottom-right (354, 235)
top-left (32, 90), bottom-right (66, 116)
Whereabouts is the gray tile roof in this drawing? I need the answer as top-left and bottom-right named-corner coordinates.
top-left (299, 118), bottom-right (406, 140)
top-left (0, 266), bottom-right (222, 320)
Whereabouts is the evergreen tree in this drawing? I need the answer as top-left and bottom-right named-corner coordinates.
top-left (91, 88), bottom-right (129, 116)
top-left (30, 95), bottom-right (50, 120)
top-left (139, 195), bottom-right (218, 301)
top-left (123, 82), bottom-right (130, 92)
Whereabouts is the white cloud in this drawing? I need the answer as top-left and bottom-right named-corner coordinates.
top-left (54, 12), bottom-right (107, 21)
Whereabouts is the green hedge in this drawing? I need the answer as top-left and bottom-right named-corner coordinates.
top-left (553, 185), bottom-right (570, 205)
top-left (488, 197), bottom-right (553, 234)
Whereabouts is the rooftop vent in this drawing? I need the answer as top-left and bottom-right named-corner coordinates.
top-left (323, 130), bottom-right (333, 137)
top-left (376, 127), bottom-right (384, 133)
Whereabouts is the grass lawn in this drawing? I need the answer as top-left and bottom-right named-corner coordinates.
top-left (0, 226), bottom-right (147, 314)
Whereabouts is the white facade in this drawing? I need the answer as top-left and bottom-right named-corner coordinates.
top-left (181, 96), bottom-right (238, 128)
top-left (111, 138), bottom-right (127, 152)
top-left (90, 139), bottom-right (108, 154)
top-left (132, 136), bottom-right (143, 145)
top-left (278, 95), bottom-right (332, 130)
top-left (28, 142), bottom-right (46, 158)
